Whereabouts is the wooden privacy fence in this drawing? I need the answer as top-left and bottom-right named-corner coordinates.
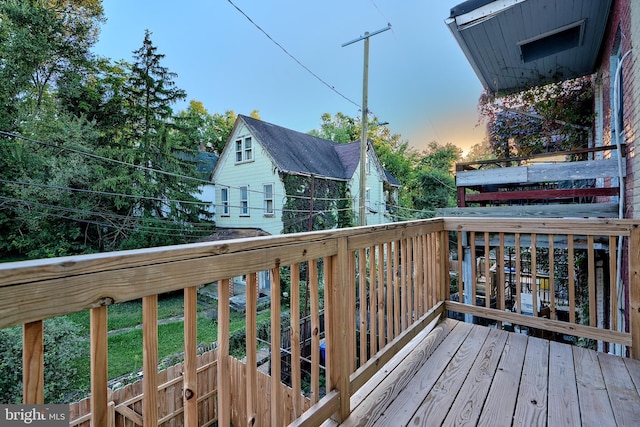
top-left (0, 218), bottom-right (638, 427)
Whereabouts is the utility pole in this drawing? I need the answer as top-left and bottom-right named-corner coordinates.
top-left (343, 24), bottom-right (391, 226)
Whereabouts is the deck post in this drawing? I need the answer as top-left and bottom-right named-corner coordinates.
top-left (630, 224), bottom-right (640, 359)
top-left (327, 236), bottom-right (351, 422)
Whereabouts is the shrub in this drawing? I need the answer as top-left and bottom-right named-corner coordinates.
top-left (0, 317), bottom-right (87, 403)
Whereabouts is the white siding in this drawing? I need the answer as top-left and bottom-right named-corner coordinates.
top-left (213, 123), bottom-right (285, 235)
top-left (350, 150), bottom-right (393, 226)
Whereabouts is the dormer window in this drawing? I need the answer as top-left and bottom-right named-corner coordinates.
top-left (235, 137), bottom-right (253, 163)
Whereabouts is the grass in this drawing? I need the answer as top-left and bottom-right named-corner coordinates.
top-left (66, 293), bottom-right (273, 395)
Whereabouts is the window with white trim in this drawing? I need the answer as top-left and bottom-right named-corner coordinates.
top-left (263, 183), bottom-right (274, 216)
top-left (220, 187), bottom-right (229, 216)
top-left (235, 136), bottom-right (253, 163)
top-left (240, 185), bottom-right (249, 216)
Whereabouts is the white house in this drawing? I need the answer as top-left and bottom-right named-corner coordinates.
top-left (211, 115), bottom-right (400, 236)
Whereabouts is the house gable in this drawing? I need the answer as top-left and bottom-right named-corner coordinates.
top-left (212, 116), bottom-right (400, 232)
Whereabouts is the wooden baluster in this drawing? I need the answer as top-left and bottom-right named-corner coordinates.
top-left (245, 273), bottom-right (258, 426)
top-left (458, 231), bottom-right (464, 308)
top-left (385, 242), bottom-right (393, 344)
top-left (515, 234), bottom-right (521, 315)
top-left (349, 251), bottom-right (357, 372)
top-left (531, 234), bottom-right (538, 317)
top-left (310, 260), bottom-right (320, 403)
top-left (184, 287), bottom-right (198, 427)
top-left (358, 248), bottom-right (367, 365)
top-left (23, 320), bottom-right (44, 404)
top-left (568, 236), bottom-right (576, 324)
top-left (217, 279), bottom-right (231, 426)
top-left (91, 306), bottom-right (108, 426)
top-left (368, 246), bottom-right (377, 355)
top-left (609, 236), bottom-right (617, 334)
top-left (484, 232), bottom-right (490, 310)
top-left (470, 232), bottom-right (476, 312)
top-left (142, 294), bottom-right (158, 426)
top-left (588, 235), bottom-right (596, 328)
top-left (290, 264), bottom-right (302, 417)
top-left (549, 235), bottom-right (555, 319)
top-left (400, 240), bottom-right (408, 332)
top-left (270, 268), bottom-right (282, 426)
top-left (377, 244), bottom-right (385, 349)
top-left (393, 241), bottom-right (400, 338)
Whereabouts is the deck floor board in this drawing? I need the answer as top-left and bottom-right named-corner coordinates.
top-left (336, 320), bottom-right (640, 427)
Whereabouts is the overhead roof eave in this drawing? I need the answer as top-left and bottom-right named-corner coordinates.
top-left (446, 0), bottom-right (613, 94)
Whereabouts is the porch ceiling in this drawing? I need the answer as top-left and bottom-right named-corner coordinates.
top-left (446, 0), bottom-right (613, 93)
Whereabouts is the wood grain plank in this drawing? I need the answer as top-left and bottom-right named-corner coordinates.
top-left (142, 294), bottom-right (158, 426)
top-left (245, 273), bottom-right (258, 426)
top-left (513, 336), bottom-right (549, 427)
top-left (442, 328), bottom-right (509, 426)
top-left (409, 324), bottom-right (491, 426)
top-left (623, 356), bottom-right (640, 396)
top-left (22, 320), bottom-right (44, 404)
top-left (478, 332), bottom-right (528, 427)
top-left (373, 321), bottom-right (474, 426)
top-left (599, 352), bottom-right (640, 426)
top-left (90, 306), bottom-right (108, 426)
top-left (573, 346), bottom-right (616, 427)
top-left (340, 319), bottom-right (459, 427)
top-left (547, 341), bottom-right (580, 426)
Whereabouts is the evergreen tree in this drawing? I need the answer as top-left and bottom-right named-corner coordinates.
top-left (115, 30), bottom-right (213, 249)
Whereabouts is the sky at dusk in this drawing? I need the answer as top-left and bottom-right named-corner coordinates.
top-left (92, 0), bottom-right (487, 154)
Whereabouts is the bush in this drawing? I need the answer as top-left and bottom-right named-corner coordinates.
top-left (0, 317), bottom-right (87, 403)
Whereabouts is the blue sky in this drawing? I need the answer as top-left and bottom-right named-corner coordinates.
top-left (92, 0), bottom-right (486, 154)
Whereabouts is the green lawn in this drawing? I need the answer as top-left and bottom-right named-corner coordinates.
top-left (67, 293), bottom-right (272, 394)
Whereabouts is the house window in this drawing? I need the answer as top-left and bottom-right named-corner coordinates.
top-left (263, 183), bottom-right (274, 215)
top-left (235, 137), bottom-right (253, 163)
top-left (240, 185), bottom-right (249, 216)
top-left (366, 188), bottom-right (371, 209)
top-left (220, 187), bottom-right (229, 216)
top-left (366, 155), bottom-right (371, 174)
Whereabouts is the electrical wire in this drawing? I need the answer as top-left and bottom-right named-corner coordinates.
top-left (0, 179), bottom-right (213, 206)
top-left (0, 131), bottom-right (213, 186)
top-left (226, 0), bottom-right (364, 111)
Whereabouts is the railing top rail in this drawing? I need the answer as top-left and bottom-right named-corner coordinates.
top-left (0, 219), bottom-right (443, 329)
top-left (456, 144), bottom-right (625, 171)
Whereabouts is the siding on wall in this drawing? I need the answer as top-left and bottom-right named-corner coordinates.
top-left (214, 123), bottom-right (284, 235)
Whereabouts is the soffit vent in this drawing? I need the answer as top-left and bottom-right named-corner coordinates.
top-left (519, 20), bottom-right (586, 63)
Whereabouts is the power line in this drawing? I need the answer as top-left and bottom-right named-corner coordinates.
top-left (0, 131), bottom-right (212, 186)
top-left (0, 179), bottom-right (213, 206)
top-left (226, 0), bottom-right (362, 110)
top-left (1, 196), bottom-right (215, 230)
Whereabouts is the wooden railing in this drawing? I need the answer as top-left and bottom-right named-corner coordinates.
top-left (449, 146), bottom-right (625, 218)
top-left (0, 217), bottom-right (638, 426)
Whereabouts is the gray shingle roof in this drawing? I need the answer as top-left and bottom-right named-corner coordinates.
top-left (238, 115), bottom-right (399, 185)
top-left (240, 115), bottom-right (350, 180)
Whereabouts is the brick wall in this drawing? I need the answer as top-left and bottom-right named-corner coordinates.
top-left (599, 0), bottom-right (637, 218)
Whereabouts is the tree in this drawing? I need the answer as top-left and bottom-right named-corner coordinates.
top-left (0, 317), bottom-right (87, 403)
top-left (112, 30), bottom-right (213, 248)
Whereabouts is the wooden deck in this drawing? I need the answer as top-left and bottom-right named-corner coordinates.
top-left (326, 319), bottom-right (640, 427)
